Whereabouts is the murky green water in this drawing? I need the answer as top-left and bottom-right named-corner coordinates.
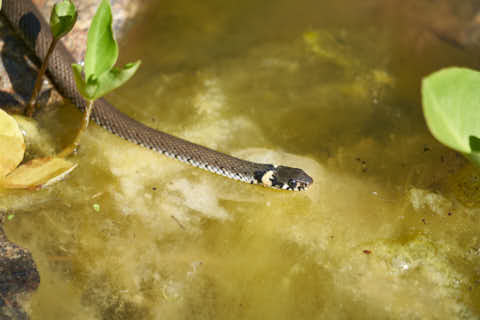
top-left (2, 0), bottom-right (480, 319)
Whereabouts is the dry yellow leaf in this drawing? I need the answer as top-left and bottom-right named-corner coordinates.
top-left (2, 157), bottom-right (77, 190)
top-left (0, 110), bottom-right (25, 177)
top-left (0, 109), bottom-right (23, 138)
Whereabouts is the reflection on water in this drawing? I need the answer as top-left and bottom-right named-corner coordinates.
top-left (2, 0), bottom-right (480, 318)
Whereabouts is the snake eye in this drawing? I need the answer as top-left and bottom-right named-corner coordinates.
top-left (288, 179), bottom-right (297, 189)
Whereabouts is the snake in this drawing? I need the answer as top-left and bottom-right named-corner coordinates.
top-left (1, 0), bottom-right (313, 191)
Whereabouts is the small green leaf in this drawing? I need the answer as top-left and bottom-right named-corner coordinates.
top-left (72, 63), bottom-right (98, 100)
top-left (50, 0), bottom-right (77, 39)
top-left (85, 75), bottom-right (100, 100)
top-left (422, 67), bottom-right (480, 156)
top-left (90, 60), bottom-right (141, 100)
top-left (7, 214), bottom-right (14, 221)
top-left (84, 0), bottom-right (118, 80)
top-left (72, 64), bottom-right (89, 98)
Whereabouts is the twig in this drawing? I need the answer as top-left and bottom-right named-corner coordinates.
top-left (26, 38), bottom-right (58, 116)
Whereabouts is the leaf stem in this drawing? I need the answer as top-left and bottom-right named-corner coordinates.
top-left (58, 99), bottom-right (95, 158)
top-left (26, 37), bottom-right (59, 117)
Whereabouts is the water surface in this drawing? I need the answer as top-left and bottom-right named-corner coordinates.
top-left (3, 0), bottom-right (480, 319)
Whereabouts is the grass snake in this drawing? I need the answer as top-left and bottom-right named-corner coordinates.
top-left (2, 0), bottom-right (313, 191)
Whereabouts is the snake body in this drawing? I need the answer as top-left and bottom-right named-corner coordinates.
top-left (2, 0), bottom-right (313, 191)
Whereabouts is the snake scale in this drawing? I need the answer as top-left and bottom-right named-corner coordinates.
top-left (2, 0), bottom-right (313, 191)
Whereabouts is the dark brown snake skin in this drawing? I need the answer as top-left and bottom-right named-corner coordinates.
top-left (2, 0), bottom-right (313, 191)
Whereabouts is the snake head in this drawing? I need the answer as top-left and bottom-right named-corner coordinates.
top-left (274, 165), bottom-right (313, 191)
top-left (255, 165), bottom-right (314, 191)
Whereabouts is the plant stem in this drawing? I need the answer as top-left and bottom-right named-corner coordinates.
top-left (58, 99), bottom-right (95, 158)
top-left (26, 37), bottom-right (58, 117)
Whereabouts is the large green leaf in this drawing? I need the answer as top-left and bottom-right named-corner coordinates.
top-left (50, 0), bottom-right (77, 39)
top-left (84, 0), bottom-right (118, 80)
top-left (422, 67), bottom-right (480, 158)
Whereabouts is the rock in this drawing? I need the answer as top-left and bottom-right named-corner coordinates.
top-left (0, 214), bottom-right (40, 319)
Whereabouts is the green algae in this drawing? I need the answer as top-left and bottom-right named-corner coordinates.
top-left (2, 0), bottom-right (480, 319)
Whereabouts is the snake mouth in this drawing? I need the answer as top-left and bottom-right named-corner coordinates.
top-left (268, 180), bottom-right (311, 191)
top-left (285, 179), bottom-right (311, 191)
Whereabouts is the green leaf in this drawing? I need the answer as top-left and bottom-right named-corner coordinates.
top-left (50, 0), bottom-right (77, 39)
top-left (422, 67), bottom-right (480, 161)
top-left (84, 0), bottom-right (118, 80)
top-left (72, 64), bottom-right (89, 99)
top-left (72, 64), bottom-right (98, 100)
top-left (89, 60), bottom-right (141, 100)
top-left (71, 0), bottom-right (140, 101)
top-left (72, 60), bottom-right (140, 101)
top-left (71, 63), bottom-right (85, 93)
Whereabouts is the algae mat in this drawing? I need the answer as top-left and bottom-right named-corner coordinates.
top-left (2, 0), bottom-right (480, 319)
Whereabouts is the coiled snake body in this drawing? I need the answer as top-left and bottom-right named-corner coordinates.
top-left (2, 0), bottom-right (313, 191)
